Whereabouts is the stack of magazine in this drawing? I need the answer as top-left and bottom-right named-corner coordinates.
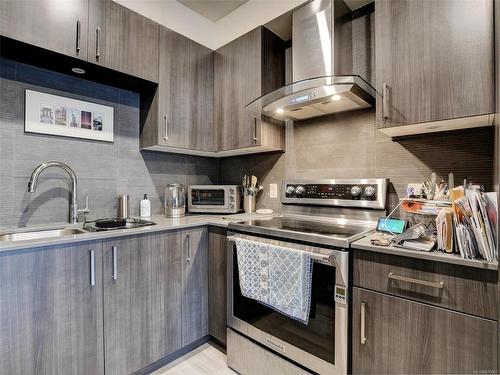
top-left (448, 188), bottom-right (497, 262)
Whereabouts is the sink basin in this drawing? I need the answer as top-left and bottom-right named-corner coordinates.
top-left (0, 228), bottom-right (87, 242)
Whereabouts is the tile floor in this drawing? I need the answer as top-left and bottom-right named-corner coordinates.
top-left (152, 343), bottom-right (236, 375)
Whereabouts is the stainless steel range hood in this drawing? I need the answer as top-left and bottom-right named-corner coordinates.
top-left (246, 0), bottom-right (376, 121)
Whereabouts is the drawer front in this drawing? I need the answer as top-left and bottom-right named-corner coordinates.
top-left (352, 287), bottom-right (497, 374)
top-left (353, 250), bottom-right (498, 319)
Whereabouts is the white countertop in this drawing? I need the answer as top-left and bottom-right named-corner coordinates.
top-left (0, 213), bottom-right (275, 253)
top-left (352, 235), bottom-right (498, 271)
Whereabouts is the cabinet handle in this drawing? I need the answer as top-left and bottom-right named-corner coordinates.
top-left (95, 27), bottom-right (101, 59)
top-left (388, 272), bottom-right (444, 289)
top-left (186, 234), bottom-right (191, 263)
top-left (360, 301), bottom-right (367, 345)
top-left (253, 117), bottom-right (258, 144)
top-left (112, 246), bottom-right (118, 280)
top-left (163, 115), bottom-right (168, 140)
top-left (382, 82), bottom-right (389, 121)
top-left (90, 250), bottom-right (96, 286)
top-left (76, 20), bottom-right (81, 53)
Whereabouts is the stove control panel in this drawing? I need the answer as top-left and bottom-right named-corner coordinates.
top-left (281, 179), bottom-right (388, 210)
top-left (285, 184), bottom-right (377, 200)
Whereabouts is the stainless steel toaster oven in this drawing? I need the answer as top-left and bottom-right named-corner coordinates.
top-left (188, 185), bottom-right (241, 214)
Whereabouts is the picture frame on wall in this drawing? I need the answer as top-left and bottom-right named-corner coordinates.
top-left (25, 90), bottom-right (114, 142)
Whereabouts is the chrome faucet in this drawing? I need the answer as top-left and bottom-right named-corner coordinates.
top-left (27, 162), bottom-right (89, 224)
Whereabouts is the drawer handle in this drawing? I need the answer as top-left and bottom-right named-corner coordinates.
top-left (95, 27), bottom-right (101, 59)
top-left (163, 115), bottom-right (168, 140)
top-left (388, 272), bottom-right (444, 289)
top-left (75, 20), bottom-right (81, 53)
top-left (382, 82), bottom-right (389, 121)
top-left (360, 301), bottom-right (367, 345)
top-left (186, 234), bottom-right (191, 263)
top-left (253, 117), bottom-right (258, 144)
top-left (112, 246), bottom-right (118, 280)
top-left (90, 250), bottom-right (96, 286)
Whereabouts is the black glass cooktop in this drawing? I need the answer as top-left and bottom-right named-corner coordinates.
top-left (229, 215), bottom-right (375, 248)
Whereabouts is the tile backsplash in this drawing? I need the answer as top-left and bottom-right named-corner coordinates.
top-left (0, 58), bottom-right (217, 229)
top-left (218, 109), bottom-right (494, 213)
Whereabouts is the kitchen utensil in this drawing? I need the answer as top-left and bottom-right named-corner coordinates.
top-left (117, 194), bottom-right (129, 219)
top-left (244, 195), bottom-right (256, 213)
top-left (251, 175), bottom-right (257, 189)
top-left (165, 183), bottom-right (186, 218)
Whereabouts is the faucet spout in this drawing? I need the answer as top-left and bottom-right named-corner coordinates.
top-left (27, 162), bottom-right (79, 224)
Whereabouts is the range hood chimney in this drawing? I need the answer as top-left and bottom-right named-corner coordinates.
top-left (246, 0), bottom-right (375, 121)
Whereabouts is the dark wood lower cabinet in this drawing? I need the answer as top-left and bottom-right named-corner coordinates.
top-left (103, 232), bottom-right (183, 375)
top-left (352, 287), bottom-right (497, 374)
top-left (0, 242), bottom-right (104, 375)
top-left (182, 227), bottom-right (209, 346)
top-left (208, 226), bottom-right (228, 346)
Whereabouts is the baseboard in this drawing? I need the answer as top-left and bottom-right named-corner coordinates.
top-left (135, 336), bottom-right (210, 375)
top-left (208, 336), bottom-right (227, 354)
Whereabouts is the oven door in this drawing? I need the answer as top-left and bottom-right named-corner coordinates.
top-left (188, 186), bottom-right (229, 212)
top-left (227, 232), bottom-right (349, 375)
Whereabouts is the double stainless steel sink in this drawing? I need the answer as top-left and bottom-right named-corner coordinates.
top-left (0, 218), bottom-right (157, 242)
top-left (0, 228), bottom-right (87, 242)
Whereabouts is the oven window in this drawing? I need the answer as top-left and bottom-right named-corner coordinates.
top-left (191, 189), bottom-right (225, 205)
top-left (232, 248), bottom-right (335, 365)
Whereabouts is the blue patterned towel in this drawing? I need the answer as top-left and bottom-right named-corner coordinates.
top-left (234, 238), bottom-right (313, 324)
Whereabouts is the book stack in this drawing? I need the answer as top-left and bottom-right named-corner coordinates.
top-left (447, 188), bottom-right (497, 262)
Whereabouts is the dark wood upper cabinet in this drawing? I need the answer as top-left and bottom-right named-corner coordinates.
top-left (214, 26), bottom-right (286, 153)
top-left (103, 232), bottom-right (182, 375)
top-left (141, 26), bottom-right (215, 153)
top-left (0, 242), bottom-right (104, 375)
top-left (376, 0), bottom-right (494, 135)
top-left (352, 287), bottom-right (497, 374)
top-left (88, 0), bottom-right (159, 82)
top-left (0, 0), bottom-right (89, 60)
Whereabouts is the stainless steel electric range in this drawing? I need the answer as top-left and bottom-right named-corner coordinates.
top-left (226, 179), bottom-right (388, 375)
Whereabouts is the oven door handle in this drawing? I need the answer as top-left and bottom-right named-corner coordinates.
top-left (226, 235), bottom-right (338, 266)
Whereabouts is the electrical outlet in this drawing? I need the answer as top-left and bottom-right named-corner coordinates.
top-left (269, 183), bottom-right (278, 198)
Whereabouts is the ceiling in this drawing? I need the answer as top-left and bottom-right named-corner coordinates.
top-left (115, 0), bottom-right (307, 49)
top-left (177, 0), bottom-right (249, 22)
top-left (114, 0), bottom-right (373, 50)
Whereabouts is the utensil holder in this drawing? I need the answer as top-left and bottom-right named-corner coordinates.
top-left (243, 195), bottom-right (256, 213)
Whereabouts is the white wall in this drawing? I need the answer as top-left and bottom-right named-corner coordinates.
top-left (113, 0), bottom-right (307, 49)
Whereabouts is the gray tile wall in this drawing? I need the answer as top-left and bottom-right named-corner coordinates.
top-left (0, 58), bottom-right (217, 229)
top-left (218, 109), bottom-right (494, 213)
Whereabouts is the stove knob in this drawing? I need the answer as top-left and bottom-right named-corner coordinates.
top-left (364, 186), bottom-right (376, 197)
top-left (350, 185), bottom-right (362, 197)
top-left (286, 186), bottom-right (296, 196)
top-left (295, 185), bottom-right (305, 195)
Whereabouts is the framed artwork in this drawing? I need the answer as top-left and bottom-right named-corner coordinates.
top-left (25, 90), bottom-right (114, 142)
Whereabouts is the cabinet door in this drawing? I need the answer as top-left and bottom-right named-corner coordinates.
top-left (0, 242), bottom-right (104, 375)
top-left (352, 287), bottom-right (497, 374)
top-left (376, 0), bottom-right (494, 127)
top-left (158, 27), bottom-right (215, 150)
top-left (88, 0), bottom-right (159, 82)
top-left (208, 227), bottom-right (227, 346)
top-left (215, 28), bottom-right (262, 151)
top-left (0, 0), bottom-right (88, 60)
top-left (103, 232), bottom-right (182, 375)
top-left (182, 227), bottom-right (209, 346)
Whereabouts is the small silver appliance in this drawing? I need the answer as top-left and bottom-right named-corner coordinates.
top-left (165, 183), bottom-right (186, 218)
top-left (188, 185), bottom-right (241, 214)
